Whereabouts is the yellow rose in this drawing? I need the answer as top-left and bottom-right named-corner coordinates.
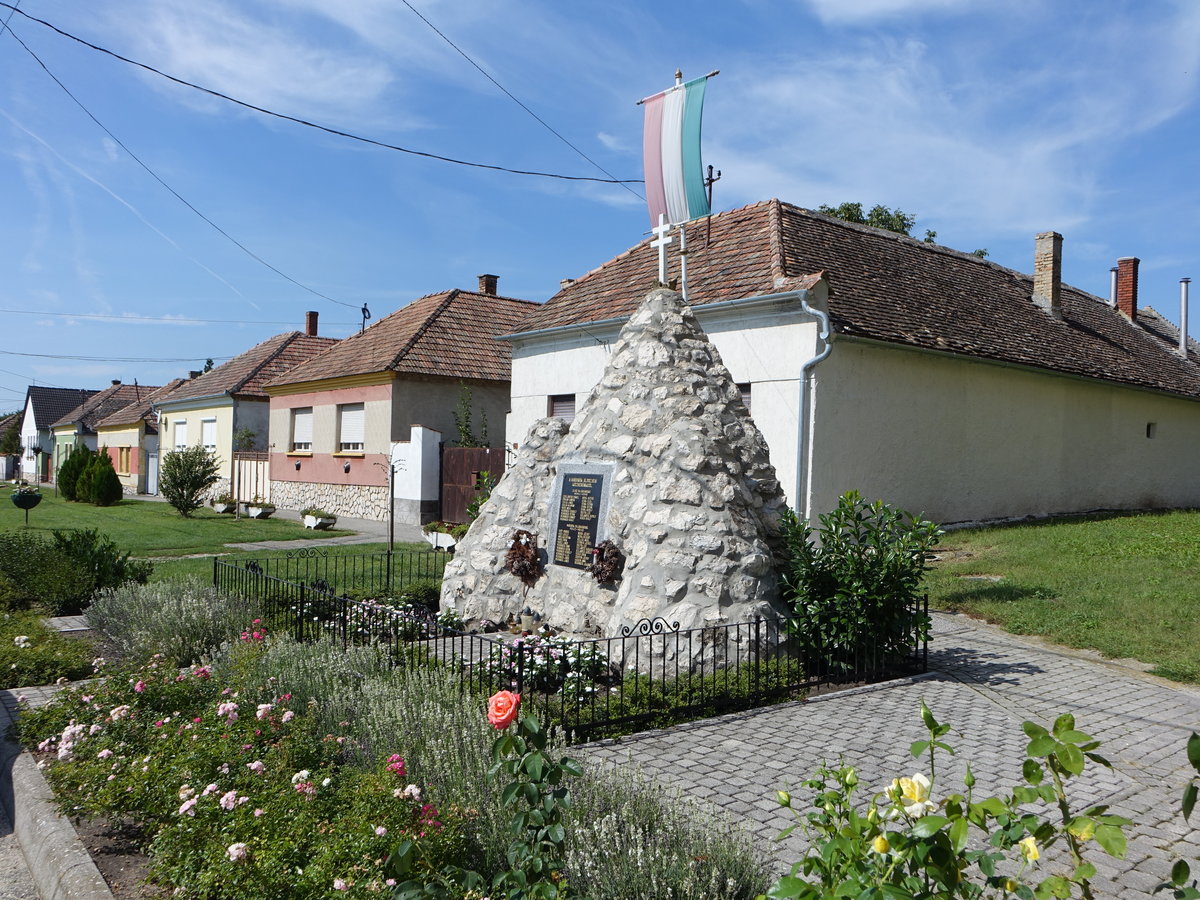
top-left (1019, 836), bottom-right (1040, 862)
top-left (892, 773), bottom-right (936, 817)
top-left (1003, 877), bottom-right (1019, 892)
top-left (871, 835), bottom-right (890, 854)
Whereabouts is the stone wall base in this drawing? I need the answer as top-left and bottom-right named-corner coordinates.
top-left (269, 481), bottom-right (392, 522)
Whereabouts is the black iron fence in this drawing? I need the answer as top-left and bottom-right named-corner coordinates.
top-left (213, 553), bottom-right (927, 743)
top-left (213, 547), bottom-right (447, 601)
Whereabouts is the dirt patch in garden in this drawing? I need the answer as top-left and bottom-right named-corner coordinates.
top-left (71, 815), bottom-right (166, 898)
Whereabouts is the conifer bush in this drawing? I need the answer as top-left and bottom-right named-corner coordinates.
top-left (89, 450), bottom-right (124, 506)
top-left (57, 444), bottom-right (95, 501)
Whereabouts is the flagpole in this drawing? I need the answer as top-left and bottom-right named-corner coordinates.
top-left (635, 69), bottom-right (720, 106)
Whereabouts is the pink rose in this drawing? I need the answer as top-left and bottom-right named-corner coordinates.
top-left (486, 690), bottom-right (520, 730)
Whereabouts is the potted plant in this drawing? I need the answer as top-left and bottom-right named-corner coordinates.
top-left (211, 492), bottom-right (237, 514)
top-left (301, 506), bottom-right (337, 530)
top-left (244, 495), bottom-right (275, 519)
top-left (421, 521), bottom-right (457, 551)
top-left (10, 483), bottom-right (41, 525)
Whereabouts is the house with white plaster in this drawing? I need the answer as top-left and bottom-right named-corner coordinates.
top-left (264, 276), bottom-right (538, 524)
top-left (504, 199), bottom-right (1200, 525)
top-left (18, 385), bottom-right (97, 483)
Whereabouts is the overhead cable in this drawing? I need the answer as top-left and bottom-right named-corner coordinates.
top-left (0, 3), bottom-right (643, 186)
top-left (0, 20), bottom-right (360, 310)
top-left (0, 308), bottom-right (357, 326)
top-left (0, 349), bottom-right (234, 363)
top-left (398, 0), bottom-right (642, 200)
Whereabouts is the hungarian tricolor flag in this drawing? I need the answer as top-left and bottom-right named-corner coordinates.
top-left (642, 75), bottom-right (711, 228)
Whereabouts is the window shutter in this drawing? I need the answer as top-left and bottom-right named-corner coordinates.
top-left (339, 403), bottom-right (365, 449)
top-left (549, 394), bottom-right (576, 422)
top-left (201, 419), bottom-right (217, 450)
top-left (292, 408), bottom-right (313, 449)
top-left (174, 421), bottom-right (187, 449)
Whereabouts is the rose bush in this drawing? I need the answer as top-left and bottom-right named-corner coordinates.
top-left (487, 689), bottom-right (520, 730)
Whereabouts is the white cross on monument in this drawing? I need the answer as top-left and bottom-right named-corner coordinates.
top-left (650, 213), bottom-right (674, 285)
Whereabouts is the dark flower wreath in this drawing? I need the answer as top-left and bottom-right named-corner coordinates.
top-left (504, 529), bottom-right (543, 590)
top-left (587, 540), bottom-right (624, 584)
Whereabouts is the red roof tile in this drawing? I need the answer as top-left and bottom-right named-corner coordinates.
top-left (269, 289), bottom-right (539, 387)
top-left (95, 378), bottom-right (189, 431)
top-left (52, 383), bottom-right (164, 433)
top-left (161, 332), bottom-right (339, 404)
top-left (511, 199), bottom-right (1200, 398)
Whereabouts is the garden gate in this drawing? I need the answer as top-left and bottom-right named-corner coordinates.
top-left (439, 446), bottom-right (507, 524)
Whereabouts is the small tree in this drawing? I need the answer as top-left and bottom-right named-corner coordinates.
top-left (0, 417), bottom-right (19, 456)
top-left (89, 450), bottom-right (124, 506)
top-left (160, 445), bottom-right (220, 517)
top-left (58, 445), bottom-right (95, 501)
top-left (75, 454), bottom-right (100, 504)
top-left (232, 427), bottom-right (257, 452)
top-left (453, 384), bottom-right (489, 447)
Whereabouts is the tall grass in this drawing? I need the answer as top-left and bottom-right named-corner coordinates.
top-left (87, 577), bottom-right (262, 666)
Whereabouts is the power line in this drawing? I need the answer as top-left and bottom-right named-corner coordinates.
top-left (398, 0), bottom-right (642, 201)
top-left (0, 20), bottom-right (360, 311)
top-left (0, 3), bottom-right (643, 186)
top-left (0, 349), bottom-right (233, 363)
top-left (0, 308), bottom-right (358, 326)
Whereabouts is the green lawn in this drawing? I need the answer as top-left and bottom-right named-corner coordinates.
top-left (150, 541), bottom-right (431, 583)
top-left (926, 509), bottom-right (1200, 683)
top-left (0, 485), bottom-right (352, 557)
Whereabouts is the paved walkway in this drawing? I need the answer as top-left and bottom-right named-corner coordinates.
top-left (585, 612), bottom-right (1200, 898)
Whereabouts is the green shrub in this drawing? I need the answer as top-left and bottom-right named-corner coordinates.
top-left (401, 579), bottom-right (442, 610)
top-left (159, 445), bottom-right (220, 517)
top-left (57, 444), bottom-right (94, 502)
top-left (0, 530), bottom-right (94, 614)
top-left (87, 577), bottom-right (260, 666)
top-left (52, 527), bottom-right (152, 592)
top-left (0, 609), bottom-right (94, 688)
top-left (779, 490), bottom-right (942, 671)
top-left (88, 450), bottom-right (124, 506)
top-left (75, 456), bottom-right (100, 505)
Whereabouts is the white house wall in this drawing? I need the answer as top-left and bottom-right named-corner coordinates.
top-left (506, 306), bottom-right (823, 509)
top-left (809, 339), bottom-right (1200, 525)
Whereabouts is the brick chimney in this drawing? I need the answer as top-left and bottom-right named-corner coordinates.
top-left (305, 310), bottom-right (319, 336)
top-left (1031, 231), bottom-right (1063, 318)
top-left (110, 379), bottom-right (122, 386)
top-left (1116, 257), bottom-right (1140, 321)
top-left (477, 274), bottom-right (498, 296)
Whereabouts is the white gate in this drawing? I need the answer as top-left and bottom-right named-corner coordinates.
top-left (233, 452), bottom-right (270, 504)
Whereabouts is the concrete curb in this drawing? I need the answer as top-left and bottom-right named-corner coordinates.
top-left (2, 696), bottom-right (114, 900)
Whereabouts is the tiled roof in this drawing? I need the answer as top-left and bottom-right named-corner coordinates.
top-left (160, 332), bottom-right (339, 404)
top-left (52, 383), bottom-right (163, 434)
top-left (512, 199), bottom-right (1200, 399)
top-left (26, 386), bottom-right (98, 430)
top-left (95, 379), bottom-right (188, 432)
top-left (269, 289), bottom-right (540, 387)
top-left (0, 412), bottom-right (20, 437)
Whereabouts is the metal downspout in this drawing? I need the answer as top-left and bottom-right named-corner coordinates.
top-left (795, 298), bottom-right (832, 520)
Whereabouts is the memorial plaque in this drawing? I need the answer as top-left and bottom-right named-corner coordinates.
top-left (551, 471), bottom-right (606, 569)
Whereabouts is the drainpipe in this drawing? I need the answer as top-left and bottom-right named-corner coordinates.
top-left (731, 289), bottom-right (832, 518)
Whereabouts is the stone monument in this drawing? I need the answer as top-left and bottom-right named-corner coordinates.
top-left (441, 287), bottom-right (789, 639)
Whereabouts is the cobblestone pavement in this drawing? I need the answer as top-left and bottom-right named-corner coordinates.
top-left (584, 612), bottom-right (1200, 898)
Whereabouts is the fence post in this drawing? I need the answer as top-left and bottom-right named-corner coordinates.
top-left (212, 555), bottom-right (218, 590)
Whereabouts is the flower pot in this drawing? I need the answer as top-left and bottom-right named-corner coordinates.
top-left (520, 614), bottom-right (535, 631)
top-left (11, 492), bottom-right (41, 511)
top-left (245, 505), bottom-right (274, 519)
top-left (424, 531), bottom-right (456, 551)
top-left (212, 502), bottom-right (236, 514)
top-left (304, 514), bottom-right (337, 530)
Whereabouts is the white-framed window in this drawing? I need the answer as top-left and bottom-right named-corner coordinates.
top-left (737, 383), bottom-right (752, 414)
top-left (201, 418), bottom-right (217, 452)
top-left (548, 394), bottom-right (576, 422)
top-left (338, 403), bottom-right (365, 452)
top-left (291, 407), bottom-right (313, 451)
top-left (174, 420), bottom-right (188, 451)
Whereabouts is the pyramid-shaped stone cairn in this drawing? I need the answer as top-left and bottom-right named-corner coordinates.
top-left (441, 287), bottom-right (790, 660)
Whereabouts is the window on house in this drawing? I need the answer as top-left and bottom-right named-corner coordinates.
top-left (291, 407), bottom-right (313, 451)
top-left (338, 403), bottom-right (365, 452)
top-left (1147, 422), bottom-right (1157, 439)
top-left (174, 421), bottom-right (188, 451)
top-left (201, 419), bottom-right (217, 452)
top-left (548, 394), bottom-right (576, 422)
top-left (117, 446), bottom-right (131, 474)
top-left (737, 383), bottom-right (752, 413)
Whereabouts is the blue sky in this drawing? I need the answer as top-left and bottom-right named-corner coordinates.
top-left (2, 0), bottom-right (1199, 409)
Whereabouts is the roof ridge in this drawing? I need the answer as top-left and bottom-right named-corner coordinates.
top-left (229, 331), bottom-right (300, 394)
top-left (389, 291), bottom-right (459, 370)
top-left (767, 198), bottom-right (786, 282)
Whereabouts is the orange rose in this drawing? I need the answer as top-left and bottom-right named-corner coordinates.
top-left (487, 690), bottom-right (521, 730)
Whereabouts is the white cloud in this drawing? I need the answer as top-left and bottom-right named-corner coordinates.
top-left (802, 0), bottom-right (971, 25)
top-left (596, 132), bottom-right (629, 153)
